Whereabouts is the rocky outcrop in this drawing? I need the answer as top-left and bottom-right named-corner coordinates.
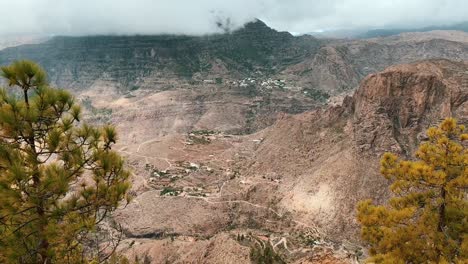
top-left (353, 59), bottom-right (468, 155)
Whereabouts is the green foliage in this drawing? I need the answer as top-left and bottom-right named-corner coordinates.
top-left (302, 88), bottom-right (330, 103)
top-left (174, 63), bottom-right (194, 78)
top-left (190, 130), bottom-right (218, 136)
top-left (357, 118), bottom-right (468, 263)
top-left (0, 61), bottom-right (131, 263)
top-left (250, 242), bottom-right (285, 264)
top-left (160, 187), bottom-right (180, 196)
top-left (1, 60), bottom-right (47, 89)
top-left (188, 131), bottom-right (216, 145)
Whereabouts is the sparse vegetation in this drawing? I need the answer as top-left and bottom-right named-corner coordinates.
top-left (302, 88), bottom-right (330, 103)
top-left (191, 129), bottom-right (219, 135)
top-left (160, 187), bottom-right (181, 196)
top-left (187, 130), bottom-right (219, 145)
top-left (81, 97), bottom-right (113, 122)
top-left (297, 232), bottom-right (319, 247)
top-left (250, 242), bottom-right (286, 264)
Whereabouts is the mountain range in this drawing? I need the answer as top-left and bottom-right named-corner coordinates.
top-left (0, 20), bottom-right (467, 263)
top-left (307, 21), bottom-right (468, 39)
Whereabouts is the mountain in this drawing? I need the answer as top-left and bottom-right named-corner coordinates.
top-left (2, 20), bottom-right (468, 97)
top-left (0, 20), bottom-right (320, 89)
top-left (1, 20), bottom-right (467, 135)
top-left (1, 20), bottom-right (468, 262)
top-left (243, 59), bottom-right (467, 240)
top-left (0, 20), bottom-right (327, 134)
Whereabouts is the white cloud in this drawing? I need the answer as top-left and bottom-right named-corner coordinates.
top-left (0, 0), bottom-right (466, 36)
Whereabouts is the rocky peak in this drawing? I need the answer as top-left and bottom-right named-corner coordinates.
top-left (238, 19), bottom-right (271, 32)
top-left (234, 19), bottom-right (292, 37)
top-left (352, 59), bottom-right (468, 155)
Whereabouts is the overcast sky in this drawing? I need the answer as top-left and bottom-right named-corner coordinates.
top-left (0, 0), bottom-right (467, 36)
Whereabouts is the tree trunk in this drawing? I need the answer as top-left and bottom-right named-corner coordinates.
top-left (23, 87), bottom-right (49, 264)
top-left (438, 187), bottom-right (446, 233)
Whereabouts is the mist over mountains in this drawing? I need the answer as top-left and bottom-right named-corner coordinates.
top-left (1, 0), bottom-right (467, 36)
top-left (0, 2), bottom-right (467, 262)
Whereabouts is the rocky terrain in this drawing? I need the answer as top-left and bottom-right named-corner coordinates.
top-left (108, 59), bottom-right (467, 263)
top-left (1, 21), bottom-right (467, 263)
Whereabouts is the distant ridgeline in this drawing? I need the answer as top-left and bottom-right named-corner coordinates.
top-left (0, 20), bottom-right (322, 90)
top-left (359, 21), bottom-right (468, 38)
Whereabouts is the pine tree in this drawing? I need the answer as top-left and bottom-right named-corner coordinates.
top-left (357, 118), bottom-right (467, 263)
top-left (0, 60), bottom-right (131, 263)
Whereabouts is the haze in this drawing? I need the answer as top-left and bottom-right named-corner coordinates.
top-left (0, 0), bottom-right (467, 36)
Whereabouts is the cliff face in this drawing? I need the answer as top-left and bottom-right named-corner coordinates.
top-left (354, 59), bottom-right (468, 155)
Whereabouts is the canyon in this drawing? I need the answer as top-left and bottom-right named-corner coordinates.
top-left (0, 21), bottom-right (467, 263)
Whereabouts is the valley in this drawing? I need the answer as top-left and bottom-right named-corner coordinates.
top-left (0, 20), bottom-right (467, 263)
